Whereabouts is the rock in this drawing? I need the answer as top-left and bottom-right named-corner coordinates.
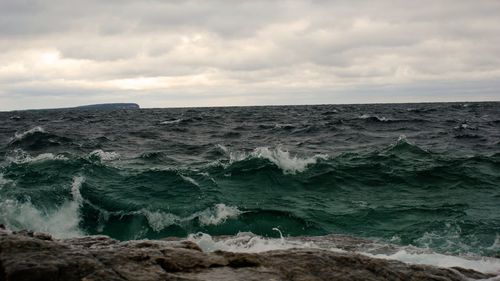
top-left (0, 229), bottom-right (496, 281)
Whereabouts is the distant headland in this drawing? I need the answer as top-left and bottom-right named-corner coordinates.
top-left (72, 103), bottom-right (140, 110)
top-left (9, 103), bottom-right (141, 112)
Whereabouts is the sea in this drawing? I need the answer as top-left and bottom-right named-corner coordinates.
top-left (1, 102), bottom-right (499, 273)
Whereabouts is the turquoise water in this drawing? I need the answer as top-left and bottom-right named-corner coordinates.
top-left (0, 102), bottom-right (499, 257)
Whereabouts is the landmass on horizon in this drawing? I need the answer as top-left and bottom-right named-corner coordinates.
top-left (9, 103), bottom-right (140, 112)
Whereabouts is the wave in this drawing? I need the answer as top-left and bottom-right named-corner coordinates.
top-left (0, 137), bottom-right (497, 256)
top-left (160, 119), bottom-right (182, 125)
top-left (228, 147), bottom-right (328, 174)
top-left (454, 134), bottom-right (483, 140)
top-left (453, 123), bottom-right (478, 131)
top-left (13, 126), bottom-right (46, 140)
top-left (379, 135), bottom-right (431, 157)
top-left (274, 123), bottom-right (296, 130)
top-left (142, 203), bottom-right (243, 232)
top-left (180, 175), bottom-right (200, 187)
top-left (9, 126), bottom-right (73, 150)
top-left (359, 114), bottom-right (390, 122)
top-left (88, 150), bottom-right (120, 161)
top-left (2, 148), bottom-right (126, 167)
top-left (358, 114), bottom-right (427, 124)
top-left (5, 149), bottom-right (69, 164)
top-left (0, 176), bottom-right (85, 238)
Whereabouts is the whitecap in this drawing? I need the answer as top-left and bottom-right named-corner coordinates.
top-left (230, 146), bottom-right (327, 174)
top-left (13, 126), bottom-right (45, 141)
top-left (160, 119), bottom-right (182, 125)
top-left (71, 176), bottom-right (85, 204)
top-left (0, 176), bottom-right (86, 238)
top-left (142, 210), bottom-right (180, 232)
top-left (142, 203), bottom-right (242, 232)
top-left (89, 150), bottom-right (120, 161)
top-left (5, 149), bottom-right (68, 164)
top-left (359, 114), bottom-right (389, 122)
top-left (195, 203), bottom-right (242, 226)
top-left (216, 144), bottom-right (230, 154)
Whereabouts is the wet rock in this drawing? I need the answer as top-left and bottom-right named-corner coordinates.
top-left (0, 229), bottom-right (496, 281)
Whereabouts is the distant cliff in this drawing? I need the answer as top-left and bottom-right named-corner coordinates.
top-left (73, 103), bottom-right (140, 110)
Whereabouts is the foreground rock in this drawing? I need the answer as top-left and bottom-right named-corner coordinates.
top-left (0, 228), bottom-right (496, 281)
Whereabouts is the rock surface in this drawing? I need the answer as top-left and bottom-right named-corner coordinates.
top-left (0, 227), bottom-right (496, 281)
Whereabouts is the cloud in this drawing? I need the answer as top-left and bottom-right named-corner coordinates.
top-left (0, 0), bottom-right (499, 110)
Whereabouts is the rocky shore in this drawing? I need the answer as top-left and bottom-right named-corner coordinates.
top-left (0, 227), bottom-right (497, 281)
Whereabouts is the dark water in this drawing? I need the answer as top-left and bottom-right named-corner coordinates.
top-left (1, 102), bottom-right (499, 257)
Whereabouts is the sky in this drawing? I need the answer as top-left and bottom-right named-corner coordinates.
top-left (0, 0), bottom-right (499, 110)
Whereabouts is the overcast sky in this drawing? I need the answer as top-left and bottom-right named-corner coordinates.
top-left (1, 0), bottom-right (499, 110)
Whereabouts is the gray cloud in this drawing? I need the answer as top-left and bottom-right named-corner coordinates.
top-left (0, 0), bottom-right (499, 110)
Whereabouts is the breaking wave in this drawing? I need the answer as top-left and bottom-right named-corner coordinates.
top-left (0, 176), bottom-right (85, 238)
top-left (228, 146), bottom-right (328, 174)
top-left (143, 204), bottom-right (243, 232)
top-left (160, 119), bottom-right (182, 125)
top-left (88, 149), bottom-right (120, 161)
top-left (5, 149), bottom-right (69, 164)
top-left (13, 126), bottom-right (46, 140)
top-left (8, 126), bottom-right (73, 150)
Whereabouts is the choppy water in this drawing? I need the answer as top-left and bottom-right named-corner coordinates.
top-left (1, 102), bottom-right (499, 261)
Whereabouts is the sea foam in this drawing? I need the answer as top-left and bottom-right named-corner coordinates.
top-left (0, 176), bottom-right (85, 238)
top-left (196, 203), bottom-right (242, 226)
top-left (188, 231), bottom-right (322, 253)
top-left (370, 250), bottom-right (500, 275)
top-left (188, 232), bottom-right (500, 274)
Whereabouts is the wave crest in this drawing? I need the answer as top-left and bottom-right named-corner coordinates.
top-left (0, 176), bottom-right (85, 238)
top-left (13, 126), bottom-right (46, 140)
top-left (229, 147), bottom-right (328, 174)
top-left (142, 203), bottom-right (243, 232)
top-left (89, 150), bottom-right (120, 161)
top-left (5, 149), bottom-right (68, 164)
top-left (359, 114), bottom-right (390, 122)
top-left (160, 119), bottom-right (182, 125)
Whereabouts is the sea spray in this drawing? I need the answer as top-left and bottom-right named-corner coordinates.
top-left (0, 176), bottom-right (85, 238)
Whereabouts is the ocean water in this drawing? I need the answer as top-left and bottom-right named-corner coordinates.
top-left (1, 102), bottom-right (499, 271)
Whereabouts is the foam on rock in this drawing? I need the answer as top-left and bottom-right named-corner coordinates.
top-left (0, 226), bottom-right (496, 281)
